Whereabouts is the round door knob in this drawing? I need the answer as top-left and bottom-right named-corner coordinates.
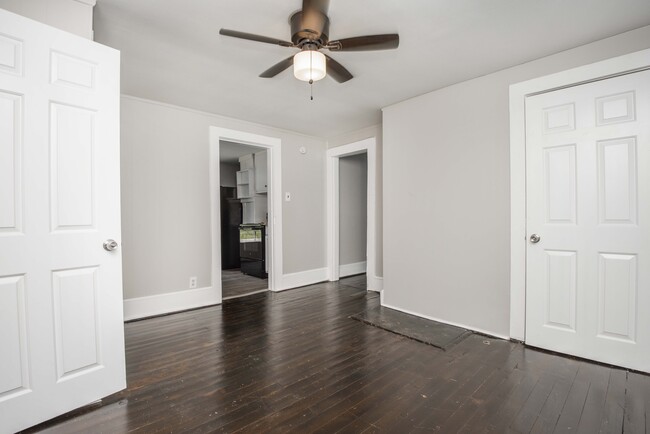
top-left (103, 239), bottom-right (118, 251)
top-left (529, 234), bottom-right (541, 244)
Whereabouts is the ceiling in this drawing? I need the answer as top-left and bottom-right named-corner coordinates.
top-left (94, 0), bottom-right (650, 138)
top-left (219, 140), bottom-right (264, 164)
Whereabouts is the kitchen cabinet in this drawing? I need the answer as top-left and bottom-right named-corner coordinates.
top-left (236, 169), bottom-right (254, 198)
top-left (242, 196), bottom-right (267, 224)
top-left (254, 151), bottom-right (268, 193)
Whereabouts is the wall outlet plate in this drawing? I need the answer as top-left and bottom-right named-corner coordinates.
top-left (189, 276), bottom-right (197, 289)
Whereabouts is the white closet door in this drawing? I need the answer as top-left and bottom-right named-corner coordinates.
top-left (0, 9), bottom-right (125, 433)
top-left (525, 69), bottom-right (650, 372)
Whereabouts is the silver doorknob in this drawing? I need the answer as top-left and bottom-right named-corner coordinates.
top-left (103, 239), bottom-right (118, 251)
top-left (530, 234), bottom-right (541, 244)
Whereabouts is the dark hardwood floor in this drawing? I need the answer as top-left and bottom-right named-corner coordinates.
top-left (222, 268), bottom-right (268, 299)
top-left (26, 275), bottom-right (650, 433)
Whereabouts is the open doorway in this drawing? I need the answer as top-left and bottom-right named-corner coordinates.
top-left (326, 137), bottom-right (378, 290)
top-left (219, 140), bottom-right (269, 299)
top-left (338, 153), bottom-right (368, 287)
top-left (210, 127), bottom-right (282, 302)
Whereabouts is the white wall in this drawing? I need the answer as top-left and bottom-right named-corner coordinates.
top-left (382, 25), bottom-right (650, 338)
top-left (328, 125), bottom-right (383, 277)
top-left (339, 153), bottom-right (367, 269)
top-left (219, 162), bottom-right (238, 188)
top-left (0, 0), bottom-right (94, 39)
top-left (121, 96), bottom-right (327, 300)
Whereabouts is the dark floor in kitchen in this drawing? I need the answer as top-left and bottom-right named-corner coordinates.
top-left (221, 268), bottom-right (268, 299)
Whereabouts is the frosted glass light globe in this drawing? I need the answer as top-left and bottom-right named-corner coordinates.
top-left (293, 50), bottom-right (326, 82)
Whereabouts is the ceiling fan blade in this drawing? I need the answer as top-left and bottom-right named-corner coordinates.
top-left (259, 56), bottom-right (294, 78)
top-left (328, 34), bottom-right (399, 52)
top-left (219, 29), bottom-right (294, 47)
top-left (323, 54), bottom-right (353, 83)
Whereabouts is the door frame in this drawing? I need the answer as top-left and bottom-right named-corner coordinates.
top-left (209, 127), bottom-right (282, 301)
top-left (509, 48), bottom-right (650, 341)
top-left (326, 137), bottom-right (379, 290)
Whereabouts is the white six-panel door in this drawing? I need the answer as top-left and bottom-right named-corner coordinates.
top-left (525, 69), bottom-right (650, 372)
top-left (0, 9), bottom-right (125, 433)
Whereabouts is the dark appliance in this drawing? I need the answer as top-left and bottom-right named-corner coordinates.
top-left (239, 224), bottom-right (267, 278)
top-left (220, 187), bottom-right (242, 269)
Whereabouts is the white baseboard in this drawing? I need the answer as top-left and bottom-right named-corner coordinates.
top-left (123, 286), bottom-right (219, 321)
top-left (367, 275), bottom-right (383, 292)
top-left (380, 301), bottom-right (510, 340)
top-left (339, 261), bottom-right (367, 277)
top-left (278, 267), bottom-right (328, 291)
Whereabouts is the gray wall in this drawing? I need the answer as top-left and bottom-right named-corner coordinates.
top-left (328, 125), bottom-right (383, 277)
top-left (219, 162), bottom-right (238, 188)
top-left (0, 0), bottom-right (94, 39)
top-left (382, 25), bottom-right (650, 338)
top-left (339, 153), bottom-right (367, 266)
top-left (121, 96), bottom-right (327, 299)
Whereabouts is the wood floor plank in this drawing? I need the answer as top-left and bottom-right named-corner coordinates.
top-left (623, 371), bottom-right (650, 434)
top-left (575, 365), bottom-right (612, 434)
top-left (598, 369), bottom-right (627, 434)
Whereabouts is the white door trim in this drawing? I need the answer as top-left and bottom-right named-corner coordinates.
top-left (209, 127), bottom-right (282, 302)
top-left (326, 137), bottom-right (378, 290)
top-left (509, 48), bottom-right (650, 340)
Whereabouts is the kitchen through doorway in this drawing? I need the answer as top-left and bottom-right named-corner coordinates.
top-left (219, 140), bottom-right (269, 299)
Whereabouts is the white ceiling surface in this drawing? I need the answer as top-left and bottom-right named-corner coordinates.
top-left (94, 0), bottom-right (650, 137)
top-left (219, 140), bottom-right (264, 164)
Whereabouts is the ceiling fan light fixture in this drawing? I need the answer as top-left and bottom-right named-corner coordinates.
top-left (293, 50), bottom-right (326, 82)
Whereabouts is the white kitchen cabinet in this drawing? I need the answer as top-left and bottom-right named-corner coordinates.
top-left (239, 153), bottom-right (254, 170)
top-left (242, 196), bottom-right (267, 224)
top-left (236, 169), bottom-right (254, 198)
top-left (254, 151), bottom-right (268, 193)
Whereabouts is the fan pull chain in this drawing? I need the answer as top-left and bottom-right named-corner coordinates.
top-left (309, 50), bottom-right (314, 101)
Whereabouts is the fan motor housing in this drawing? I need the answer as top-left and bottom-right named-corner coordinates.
top-left (290, 11), bottom-right (330, 47)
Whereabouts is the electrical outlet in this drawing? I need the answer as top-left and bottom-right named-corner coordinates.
top-left (189, 276), bottom-right (197, 289)
top-left (285, 192), bottom-right (291, 202)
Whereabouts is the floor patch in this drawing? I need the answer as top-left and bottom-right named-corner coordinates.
top-left (350, 306), bottom-right (471, 350)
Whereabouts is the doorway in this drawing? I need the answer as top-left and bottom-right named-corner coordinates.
top-left (218, 141), bottom-right (269, 299)
top-left (209, 127), bottom-right (283, 302)
top-left (338, 153), bottom-right (368, 281)
top-left (326, 138), bottom-right (378, 290)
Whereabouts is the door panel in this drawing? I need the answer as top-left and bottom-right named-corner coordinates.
top-left (597, 137), bottom-right (637, 224)
top-left (597, 253), bottom-right (637, 342)
top-left (0, 275), bottom-right (28, 398)
top-left (52, 267), bottom-right (101, 380)
top-left (0, 91), bottom-right (21, 232)
top-left (525, 69), bottom-right (650, 372)
top-left (50, 102), bottom-right (96, 230)
top-left (544, 250), bottom-right (577, 331)
top-left (51, 51), bottom-right (96, 89)
top-left (0, 9), bottom-right (125, 433)
top-left (544, 144), bottom-right (577, 223)
top-left (0, 33), bottom-right (22, 75)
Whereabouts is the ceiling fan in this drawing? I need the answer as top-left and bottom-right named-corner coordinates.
top-left (219, 0), bottom-right (399, 84)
